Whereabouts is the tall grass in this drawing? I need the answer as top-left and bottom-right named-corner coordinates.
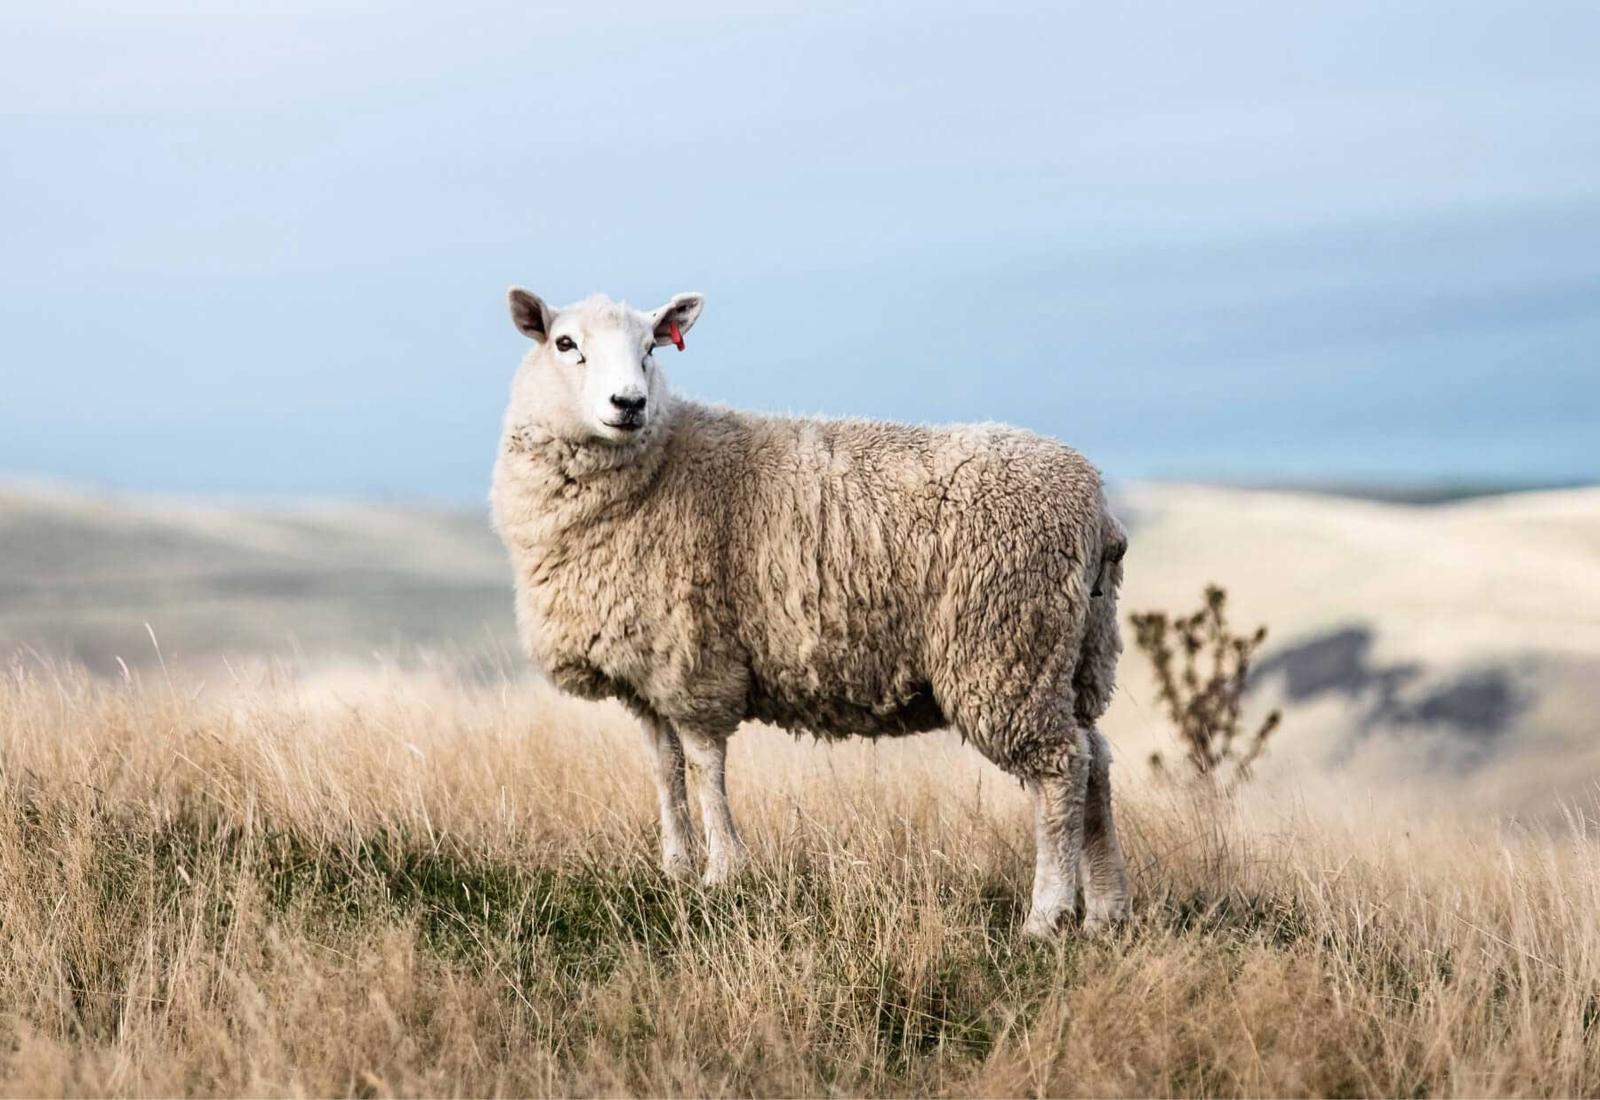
top-left (1, 662), bottom-right (1596, 1097)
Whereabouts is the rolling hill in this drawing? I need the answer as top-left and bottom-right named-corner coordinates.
top-left (3, 477), bottom-right (1597, 811)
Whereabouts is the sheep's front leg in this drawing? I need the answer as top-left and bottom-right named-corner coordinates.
top-left (1022, 730), bottom-right (1091, 937)
top-left (680, 728), bottom-right (748, 885)
top-left (1079, 728), bottom-right (1131, 931)
top-left (641, 716), bottom-right (697, 880)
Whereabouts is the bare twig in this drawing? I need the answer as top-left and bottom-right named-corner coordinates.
top-left (1130, 585), bottom-right (1281, 789)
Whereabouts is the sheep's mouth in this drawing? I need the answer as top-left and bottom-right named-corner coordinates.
top-left (603, 417), bottom-right (645, 433)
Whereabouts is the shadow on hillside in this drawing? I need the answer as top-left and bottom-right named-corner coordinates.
top-left (1252, 626), bottom-right (1525, 770)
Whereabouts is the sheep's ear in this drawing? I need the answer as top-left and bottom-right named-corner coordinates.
top-left (508, 287), bottom-right (553, 342)
top-left (649, 292), bottom-right (705, 348)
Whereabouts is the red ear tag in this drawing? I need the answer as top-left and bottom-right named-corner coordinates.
top-left (668, 319), bottom-right (685, 351)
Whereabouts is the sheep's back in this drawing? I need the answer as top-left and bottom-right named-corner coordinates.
top-left (681, 409), bottom-right (1104, 740)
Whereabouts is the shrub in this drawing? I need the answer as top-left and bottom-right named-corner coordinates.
top-left (1130, 584), bottom-right (1281, 788)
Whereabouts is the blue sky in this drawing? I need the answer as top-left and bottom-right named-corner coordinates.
top-left (3, 1), bottom-right (1597, 500)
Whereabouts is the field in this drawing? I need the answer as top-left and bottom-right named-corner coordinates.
top-left (7, 477), bottom-right (1600, 816)
top-left (4, 479), bottom-right (1600, 1096)
top-left (3, 663), bottom-right (1599, 1097)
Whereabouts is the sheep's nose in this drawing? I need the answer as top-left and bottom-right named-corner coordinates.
top-left (610, 393), bottom-right (647, 415)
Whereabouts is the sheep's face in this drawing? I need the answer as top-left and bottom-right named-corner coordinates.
top-left (504, 290), bottom-right (704, 447)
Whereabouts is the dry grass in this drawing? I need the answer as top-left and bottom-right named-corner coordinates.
top-left (1, 661), bottom-right (1597, 1097)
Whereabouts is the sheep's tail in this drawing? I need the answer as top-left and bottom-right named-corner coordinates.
top-left (1090, 507), bottom-right (1126, 598)
top-left (1074, 504), bottom-right (1126, 725)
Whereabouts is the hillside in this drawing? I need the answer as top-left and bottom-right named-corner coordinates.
top-left (2, 660), bottom-right (1598, 1096)
top-left (1109, 483), bottom-right (1600, 814)
top-left (0, 481), bottom-right (513, 672)
top-left (3, 479), bottom-right (1600, 1094)
top-left (2, 478), bottom-right (1597, 811)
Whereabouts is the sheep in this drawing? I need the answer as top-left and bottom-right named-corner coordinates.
top-left (490, 288), bottom-right (1131, 935)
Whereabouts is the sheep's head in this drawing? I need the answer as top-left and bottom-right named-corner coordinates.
top-left (505, 289), bottom-right (704, 447)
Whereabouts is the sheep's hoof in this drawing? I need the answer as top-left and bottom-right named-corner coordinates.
top-left (700, 848), bottom-right (749, 887)
top-left (1081, 911), bottom-right (1127, 936)
top-left (1021, 909), bottom-right (1064, 938)
top-left (1082, 897), bottom-right (1131, 935)
top-left (661, 852), bottom-right (697, 882)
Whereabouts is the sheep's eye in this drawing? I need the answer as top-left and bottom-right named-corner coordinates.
top-left (554, 336), bottom-right (577, 353)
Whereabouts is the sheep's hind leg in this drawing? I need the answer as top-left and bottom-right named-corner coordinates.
top-left (1022, 729), bottom-right (1091, 938)
top-left (1079, 728), bottom-right (1131, 931)
top-left (641, 717), bottom-right (697, 880)
top-left (680, 728), bottom-right (749, 886)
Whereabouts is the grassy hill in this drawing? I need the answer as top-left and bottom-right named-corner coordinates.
top-left (0, 481), bottom-right (514, 672)
top-left (3, 479), bottom-right (1600, 1094)
top-left (2, 666), bottom-right (1597, 1096)
top-left (1114, 483), bottom-right (1600, 816)
top-left (3, 477), bottom-right (1599, 811)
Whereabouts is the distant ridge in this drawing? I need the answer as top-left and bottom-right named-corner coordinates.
top-left (0, 478), bottom-right (514, 673)
top-left (1173, 477), bottom-right (1599, 506)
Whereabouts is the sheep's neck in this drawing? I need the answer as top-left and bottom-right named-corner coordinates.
top-left (496, 412), bottom-right (674, 540)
